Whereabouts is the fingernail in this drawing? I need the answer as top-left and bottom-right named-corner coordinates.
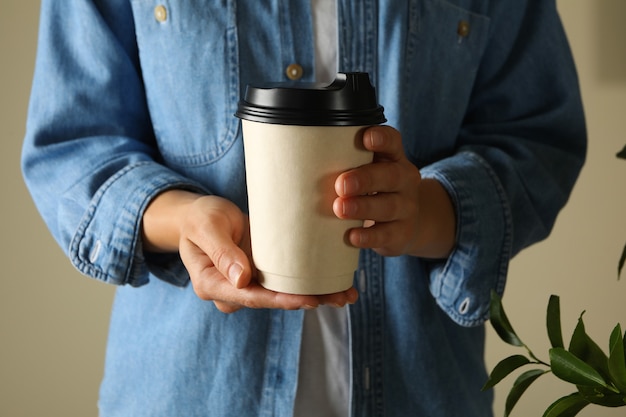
top-left (302, 304), bottom-right (317, 310)
top-left (369, 130), bottom-right (384, 148)
top-left (358, 231), bottom-right (370, 246)
top-left (342, 200), bottom-right (357, 217)
top-left (343, 177), bottom-right (359, 195)
top-left (228, 263), bottom-right (243, 287)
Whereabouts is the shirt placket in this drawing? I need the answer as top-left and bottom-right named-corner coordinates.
top-left (259, 310), bottom-right (305, 417)
top-left (349, 250), bottom-right (386, 417)
top-left (336, 1), bottom-right (383, 415)
top-left (277, 0), bottom-right (315, 82)
top-left (337, 0), bottom-right (378, 82)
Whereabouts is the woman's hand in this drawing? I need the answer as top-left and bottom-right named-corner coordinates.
top-left (333, 126), bottom-right (457, 259)
top-left (142, 190), bottom-right (358, 313)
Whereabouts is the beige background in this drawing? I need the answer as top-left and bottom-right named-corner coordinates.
top-left (1, 1), bottom-right (624, 416)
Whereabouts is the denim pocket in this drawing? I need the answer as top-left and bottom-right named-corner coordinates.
top-left (130, 0), bottom-right (240, 167)
top-left (400, 0), bottom-right (490, 166)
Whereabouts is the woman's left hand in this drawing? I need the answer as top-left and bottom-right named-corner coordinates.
top-left (333, 126), bottom-right (456, 259)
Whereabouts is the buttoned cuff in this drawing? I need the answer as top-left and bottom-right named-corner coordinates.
top-left (69, 161), bottom-right (208, 287)
top-left (421, 151), bottom-right (512, 327)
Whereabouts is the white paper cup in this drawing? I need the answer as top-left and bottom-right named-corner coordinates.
top-left (242, 122), bottom-right (372, 294)
top-left (236, 73), bottom-right (385, 294)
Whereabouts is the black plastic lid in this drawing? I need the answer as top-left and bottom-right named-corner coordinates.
top-left (235, 72), bottom-right (386, 126)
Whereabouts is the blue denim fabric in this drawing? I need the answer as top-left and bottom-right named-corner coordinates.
top-left (22, 0), bottom-right (586, 416)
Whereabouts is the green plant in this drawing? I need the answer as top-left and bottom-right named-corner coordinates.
top-left (485, 146), bottom-right (626, 415)
top-left (484, 291), bottom-right (626, 416)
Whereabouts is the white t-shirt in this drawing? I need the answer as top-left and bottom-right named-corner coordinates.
top-left (293, 2), bottom-right (350, 417)
top-left (311, 0), bottom-right (339, 84)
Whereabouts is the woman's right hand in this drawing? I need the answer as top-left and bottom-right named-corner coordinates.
top-left (142, 190), bottom-right (358, 313)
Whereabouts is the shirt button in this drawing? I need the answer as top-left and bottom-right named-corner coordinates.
top-left (458, 297), bottom-right (471, 315)
top-left (154, 5), bottom-right (168, 23)
top-left (457, 20), bottom-right (470, 38)
top-left (285, 63), bottom-right (304, 80)
top-left (89, 240), bottom-right (102, 263)
top-left (358, 269), bottom-right (367, 293)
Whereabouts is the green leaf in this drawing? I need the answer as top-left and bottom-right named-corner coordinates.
top-left (617, 144), bottom-right (626, 159)
top-left (489, 290), bottom-right (524, 347)
top-left (547, 295), bottom-right (564, 348)
top-left (618, 242), bottom-right (626, 280)
top-left (550, 347), bottom-right (613, 391)
top-left (504, 369), bottom-right (547, 417)
top-left (608, 324), bottom-right (626, 392)
top-left (568, 313), bottom-right (611, 381)
top-left (577, 385), bottom-right (626, 407)
top-left (542, 393), bottom-right (589, 417)
top-left (609, 324), bottom-right (621, 350)
top-left (483, 355), bottom-right (531, 391)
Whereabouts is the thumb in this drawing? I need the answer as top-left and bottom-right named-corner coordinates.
top-left (203, 221), bottom-right (252, 289)
top-left (184, 196), bottom-right (253, 289)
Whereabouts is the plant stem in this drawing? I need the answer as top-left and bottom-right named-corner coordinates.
top-left (525, 344), bottom-right (550, 367)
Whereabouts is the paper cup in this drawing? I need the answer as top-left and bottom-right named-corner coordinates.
top-left (236, 73), bottom-right (386, 294)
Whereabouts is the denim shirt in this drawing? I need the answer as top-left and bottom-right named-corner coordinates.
top-left (22, 1), bottom-right (586, 416)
